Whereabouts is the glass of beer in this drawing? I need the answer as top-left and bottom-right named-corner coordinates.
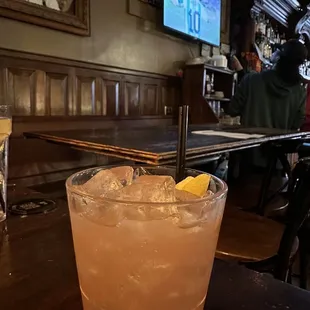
top-left (0, 105), bottom-right (12, 222)
top-left (66, 166), bottom-right (227, 310)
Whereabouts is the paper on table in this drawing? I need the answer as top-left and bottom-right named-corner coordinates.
top-left (192, 130), bottom-right (265, 140)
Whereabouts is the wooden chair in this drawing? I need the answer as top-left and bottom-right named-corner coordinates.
top-left (216, 158), bottom-right (310, 282)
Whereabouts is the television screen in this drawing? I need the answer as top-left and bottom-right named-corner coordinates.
top-left (163, 0), bottom-right (221, 46)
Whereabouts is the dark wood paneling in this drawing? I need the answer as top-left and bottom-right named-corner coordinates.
top-left (103, 80), bottom-right (120, 117)
top-left (161, 85), bottom-right (178, 114)
top-left (8, 68), bottom-right (36, 116)
top-left (124, 82), bottom-right (140, 116)
top-left (76, 76), bottom-right (96, 115)
top-left (0, 48), bottom-right (181, 118)
top-left (46, 73), bottom-right (69, 116)
top-left (143, 83), bottom-right (159, 116)
top-left (0, 48), bottom-right (181, 186)
top-left (35, 70), bottom-right (46, 116)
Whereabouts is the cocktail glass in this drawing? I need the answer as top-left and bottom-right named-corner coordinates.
top-left (66, 166), bottom-right (227, 310)
top-left (0, 105), bottom-right (12, 222)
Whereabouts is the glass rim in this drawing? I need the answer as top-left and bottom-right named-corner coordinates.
top-left (66, 165), bottom-right (228, 206)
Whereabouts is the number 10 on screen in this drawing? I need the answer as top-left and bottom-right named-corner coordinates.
top-left (187, 0), bottom-right (201, 35)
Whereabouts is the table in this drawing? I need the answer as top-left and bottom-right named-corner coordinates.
top-left (24, 126), bottom-right (309, 165)
top-left (1, 189), bottom-right (310, 310)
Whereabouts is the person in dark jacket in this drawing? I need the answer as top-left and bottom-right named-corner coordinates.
top-left (301, 83), bottom-right (310, 131)
top-left (228, 39), bottom-right (307, 130)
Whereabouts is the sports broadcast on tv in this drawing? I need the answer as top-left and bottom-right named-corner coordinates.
top-left (164, 0), bottom-right (221, 46)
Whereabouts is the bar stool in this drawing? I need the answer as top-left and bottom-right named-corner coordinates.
top-left (216, 157), bottom-right (310, 282)
top-left (255, 140), bottom-right (303, 216)
top-left (298, 219), bottom-right (310, 289)
top-left (295, 142), bottom-right (310, 289)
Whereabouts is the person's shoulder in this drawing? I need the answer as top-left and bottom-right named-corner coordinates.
top-left (241, 71), bottom-right (266, 87)
top-left (261, 69), bottom-right (277, 78)
top-left (245, 71), bottom-right (260, 78)
top-left (242, 71), bottom-right (259, 83)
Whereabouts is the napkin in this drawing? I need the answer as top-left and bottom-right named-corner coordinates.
top-left (192, 130), bottom-right (265, 140)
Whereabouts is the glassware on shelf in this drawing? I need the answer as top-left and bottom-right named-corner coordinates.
top-left (299, 60), bottom-right (310, 80)
top-left (205, 74), bottom-right (212, 96)
top-left (252, 10), bottom-right (287, 67)
top-left (208, 101), bottom-right (221, 118)
top-left (210, 73), bottom-right (215, 95)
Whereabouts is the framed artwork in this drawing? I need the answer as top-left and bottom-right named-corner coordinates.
top-left (0, 0), bottom-right (90, 36)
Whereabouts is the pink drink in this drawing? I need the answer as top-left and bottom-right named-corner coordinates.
top-left (66, 166), bottom-right (227, 310)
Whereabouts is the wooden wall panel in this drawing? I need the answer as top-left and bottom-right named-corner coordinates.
top-left (8, 68), bottom-right (35, 116)
top-left (143, 84), bottom-right (158, 116)
top-left (0, 48), bottom-right (181, 186)
top-left (124, 82), bottom-right (140, 116)
top-left (0, 68), bottom-right (7, 104)
top-left (0, 49), bottom-right (181, 119)
top-left (46, 73), bottom-right (69, 116)
top-left (35, 71), bottom-right (46, 116)
top-left (161, 86), bottom-right (174, 114)
top-left (76, 76), bottom-right (96, 115)
top-left (95, 77), bottom-right (103, 116)
top-left (103, 80), bottom-right (120, 117)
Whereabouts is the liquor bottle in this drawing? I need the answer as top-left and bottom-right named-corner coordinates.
top-left (210, 73), bottom-right (215, 95)
top-left (261, 14), bottom-right (266, 36)
top-left (280, 34), bottom-right (286, 45)
top-left (266, 19), bottom-right (271, 38)
top-left (270, 26), bottom-right (275, 43)
top-left (274, 27), bottom-right (281, 44)
top-left (205, 75), bottom-right (212, 96)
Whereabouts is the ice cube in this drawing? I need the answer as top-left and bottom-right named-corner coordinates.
top-left (133, 175), bottom-right (176, 202)
top-left (70, 194), bottom-right (124, 227)
top-left (106, 183), bottom-right (146, 202)
top-left (175, 191), bottom-right (205, 228)
top-left (106, 175), bottom-right (177, 220)
top-left (110, 166), bottom-right (134, 186)
top-left (106, 178), bottom-right (176, 203)
top-left (133, 167), bottom-right (152, 179)
top-left (78, 169), bottom-right (123, 196)
top-left (175, 189), bottom-right (199, 201)
top-left (134, 175), bottom-right (175, 187)
top-left (205, 190), bottom-right (214, 197)
top-left (208, 178), bottom-right (217, 194)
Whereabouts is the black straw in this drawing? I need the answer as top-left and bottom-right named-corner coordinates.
top-left (176, 105), bottom-right (189, 183)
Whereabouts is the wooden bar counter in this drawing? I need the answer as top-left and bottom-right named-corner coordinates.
top-left (1, 188), bottom-right (310, 310)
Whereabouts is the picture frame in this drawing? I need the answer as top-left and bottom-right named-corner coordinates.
top-left (0, 0), bottom-right (90, 36)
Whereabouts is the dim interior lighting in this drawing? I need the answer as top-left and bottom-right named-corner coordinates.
top-left (253, 0), bottom-right (301, 27)
top-left (296, 5), bottom-right (310, 41)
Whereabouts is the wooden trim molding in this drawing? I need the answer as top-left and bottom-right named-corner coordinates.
top-left (0, 48), bottom-right (179, 80)
top-left (0, 48), bottom-right (181, 121)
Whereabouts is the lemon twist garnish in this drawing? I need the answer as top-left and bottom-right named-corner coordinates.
top-left (176, 174), bottom-right (211, 198)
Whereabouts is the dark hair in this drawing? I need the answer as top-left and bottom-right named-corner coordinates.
top-left (275, 39), bottom-right (308, 85)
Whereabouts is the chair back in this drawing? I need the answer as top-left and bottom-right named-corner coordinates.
top-left (274, 157), bottom-right (310, 280)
